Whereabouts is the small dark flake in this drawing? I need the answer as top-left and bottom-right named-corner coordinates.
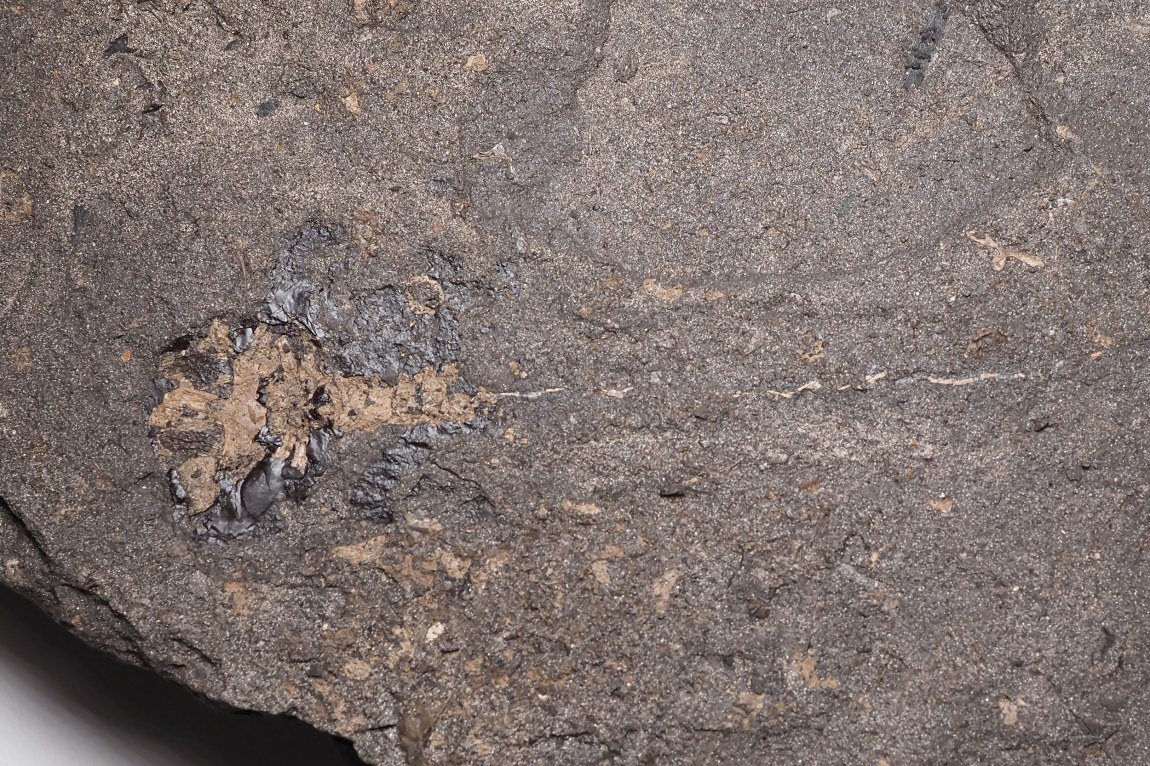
top-left (103, 34), bottom-right (136, 57)
top-left (904, 2), bottom-right (949, 88)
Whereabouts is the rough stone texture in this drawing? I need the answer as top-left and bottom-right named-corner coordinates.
top-left (2, 1), bottom-right (1149, 764)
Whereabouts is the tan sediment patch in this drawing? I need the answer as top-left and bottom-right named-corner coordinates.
top-left (149, 320), bottom-right (492, 514)
top-left (927, 497), bottom-right (954, 513)
top-left (652, 569), bottom-right (681, 615)
top-left (590, 560), bottom-right (612, 585)
top-left (463, 52), bottom-right (490, 73)
top-left (175, 455), bottom-right (224, 514)
top-left (642, 278), bottom-right (684, 302)
top-left (792, 647), bottom-right (840, 691)
top-left (318, 362), bottom-right (489, 430)
top-left (0, 169), bottom-right (33, 223)
top-left (222, 580), bottom-right (252, 615)
top-left (342, 659), bottom-right (373, 681)
top-left (340, 89), bottom-right (363, 116)
top-left (998, 697), bottom-right (1027, 726)
top-left (332, 535), bottom-right (390, 566)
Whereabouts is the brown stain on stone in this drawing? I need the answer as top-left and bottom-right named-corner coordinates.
top-left (641, 278), bottom-right (684, 302)
top-left (222, 580), bottom-right (252, 615)
top-left (332, 534), bottom-right (390, 565)
top-left (0, 170), bottom-right (33, 223)
top-left (652, 569), bottom-right (680, 615)
top-left (319, 362), bottom-right (487, 432)
top-left (792, 648), bottom-right (840, 691)
top-left (150, 320), bottom-right (492, 514)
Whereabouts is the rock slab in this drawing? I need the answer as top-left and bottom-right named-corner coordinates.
top-left (2, 1), bottom-right (1149, 763)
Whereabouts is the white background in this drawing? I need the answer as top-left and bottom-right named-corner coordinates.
top-left (0, 587), bottom-right (363, 766)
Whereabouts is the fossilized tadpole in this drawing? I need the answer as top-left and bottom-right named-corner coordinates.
top-left (149, 320), bottom-right (492, 516)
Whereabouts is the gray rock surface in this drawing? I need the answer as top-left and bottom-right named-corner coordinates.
top-left (2, 0), bottom-right (1149, 763)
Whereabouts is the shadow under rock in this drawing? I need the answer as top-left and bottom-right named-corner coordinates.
top-left (0, 585), bottom-right (367, 766)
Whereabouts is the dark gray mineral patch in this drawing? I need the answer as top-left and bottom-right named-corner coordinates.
top-left (904, 2), bottom-right (950, 88)
top-left (3, 2), bottom-right (1150, 765)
